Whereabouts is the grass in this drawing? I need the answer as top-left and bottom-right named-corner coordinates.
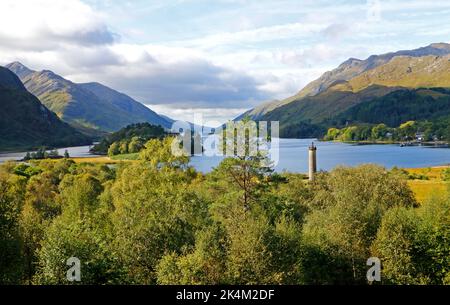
top-left (408, 180), bottom-right (448, 203)
top-left (110, 153), bottom-right (140, 160)
top-left (405, 166), bottom-right (449, 203)
top-left (68, 153), bottom-right (140, 164)
top-left (69, 157), bottom-right (120, 164)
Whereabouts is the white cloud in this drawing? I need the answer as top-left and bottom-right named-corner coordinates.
top-left (0, 0), bottom-right (115, 50)
top-left (146, 104), bottom-right (249, 127)
top-left (2, 0), bottom-right (450, 124)
top-left (179, 22), bottom-right (328, 50)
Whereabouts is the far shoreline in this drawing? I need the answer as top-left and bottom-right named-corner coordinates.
top-left (321, 139), bottom-right (449, 147)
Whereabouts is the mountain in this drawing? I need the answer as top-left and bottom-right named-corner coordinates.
top-left (242, 43), bottom-right (450, 121)
top-left (5, 62), bottom-right (173, 133)
top-left (239, 42), bottom-right (450, 137)
top-left (334, 88), bottom-right (450, 127)
top-left (0, 66), bottom-right (90, 151)
top-left (296, 43), bottom-right (450, 98)
top-left (79, 82), bottom-right (172, 128)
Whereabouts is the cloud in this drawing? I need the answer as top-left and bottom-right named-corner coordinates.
top-left (145, 104), bottom-right (249, 127)
top-left (2, 0), bottom-right (450, 124)
top-left (67, 44), bottom-right (271, 109)
top-left (177, 22), bottom-right (330, 52)
top-left (0, 0), bottom-right (116, 51)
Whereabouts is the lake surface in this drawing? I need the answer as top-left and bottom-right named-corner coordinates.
top-left (2, 139), bottom-right (450, 173)
top-left (190, 138), bottom-right (450, 173)
top-left (0, 145), bottom-right (99, 163)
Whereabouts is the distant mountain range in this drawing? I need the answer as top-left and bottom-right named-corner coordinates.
top-left (0, 66), bottom-right (90, 151)
top-left (238, 42), bottom-right (450, 138)
top-left (6, 62), bottom-right (173, 135)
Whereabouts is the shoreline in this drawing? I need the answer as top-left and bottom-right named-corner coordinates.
top-left (322, 139), bottom-right (449, 146)
top-left (0, 143), bottom-right (95, 155)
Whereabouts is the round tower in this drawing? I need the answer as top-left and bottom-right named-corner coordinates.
top-left (308, 142), bottom-right (317, 181)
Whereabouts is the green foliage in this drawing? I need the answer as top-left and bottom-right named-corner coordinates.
top-left (110, 152), bottom-right (140, 160)
top-left (34, 173), bottom-right (124, 284)
top-left (0, 138), bottom-right (448, 285)
top-left (110, 162), bottom-right (206, 283)
top-left (23, 148), bottom-right (62, 161)
top-left (260, 86), bottom-right (450, 140)
top-left (156, 224), bottom-right (228, 285)
top-left (301, 165), bottom-right (416, 284)
top-left (442, 168), bottom-right (450, 182)
top-left (372, 196), bottom-right (450, 284)
top-left (139, 137), bottom-right (189, 169)
top-left (92, 122), bottom-right (166, 155)
top-left (0, 170), bottom-right (26, 283)
top-left (371, 124), bottom-right (388, 140)
top-left (338, 89), bottom-right (450, 128)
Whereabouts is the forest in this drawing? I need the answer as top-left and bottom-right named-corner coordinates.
top-left (90, 123), bottom-right (167, 155)
top-left (1, 137), bottom-right (449, 285)
top-left (324, 119), bottom-right (450, 143)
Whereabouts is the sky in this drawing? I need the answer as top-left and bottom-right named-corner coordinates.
top-left (1, 0), bottom-right (450, 126)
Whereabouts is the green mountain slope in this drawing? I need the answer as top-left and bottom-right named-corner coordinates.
top-left (332, 54), bottom-right (450, 93)
top-left (0, 67), bottom-right (90, 151)
top-left (334, 88), bottom-right (450, 127)
top-left (241, 42), bottom-right (450, 121)
top-left (296, 42), bottom-right (450, 98)
top-left (242, 42), bottom-right (450, 138)
top-left (5, 62), bottom-right (173, 133)
top-left (261, 85), bottom-right (401, 137)
top-left (79, 82), bottom-right (172, 128)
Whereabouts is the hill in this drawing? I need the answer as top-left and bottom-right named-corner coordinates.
top-left (334, 88), bottom-right (450, 127)
top-left (238, 43), bottom-right (450, 119)
top-left (239, 42), bottom-right (450, 138)
top-left (91, 122), bottom-right (167, 155)
top-left (0, 66), bottom-right (90, 151)
top-left (5, 62), bottom-right (173, 133)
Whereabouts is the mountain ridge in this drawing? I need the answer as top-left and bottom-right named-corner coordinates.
top-left (0, 66), bottom-right (90, 150)
top-left (5, 62), bottom-right (173, 133)
top-left (240, 42), bottom-right (450, 121)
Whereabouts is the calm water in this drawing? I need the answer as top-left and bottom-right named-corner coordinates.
top-left (2, 139), bottom-right (450, 173)
top-left (0, 145), bottom-right (99, 163)
top-left (190, 138), bottom-right (450, 173)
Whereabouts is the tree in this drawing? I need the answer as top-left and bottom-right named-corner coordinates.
top-left (107, 142), bottom-right (120, 156)
top-left (139, 137), bottom-right (189, 169)
top-left (372, 196), bottom-right (450, 284)
top-left (119, 141), bottom-right (128, 155)
top-left (128, 137), bottom-right (143, 153)
top-left (110, 159), bottom-right (207, 283)
top-left (0, 171), bottom-right (26, 284)
top-left (301, 165), bottom-right (416, 284)
top-left (19, 160), bottom-right (74, 283)
top-left (371, 124), bottom-right (388, 140)
top-left (34, 173), bottom-right (125, 284)
top-left (156, 224), bottom-right (228, 284)
top-left (64, 150), bottom-right (70, 158)
top-left (324, 128), bottom-right (341, 141)
top-left (341, 126), bottom-right (358, 141)
top-left (399, 121), bottom-right (417, 140)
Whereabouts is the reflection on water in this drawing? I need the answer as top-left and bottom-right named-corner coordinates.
top-left (2, 139), bottom-right (450, 173)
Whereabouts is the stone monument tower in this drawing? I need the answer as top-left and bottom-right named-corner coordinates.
top-left (309, 142), bottom-right (317, 181)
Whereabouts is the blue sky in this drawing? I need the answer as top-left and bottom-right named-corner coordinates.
top-left (1, 0), bottom-right (450, 125)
